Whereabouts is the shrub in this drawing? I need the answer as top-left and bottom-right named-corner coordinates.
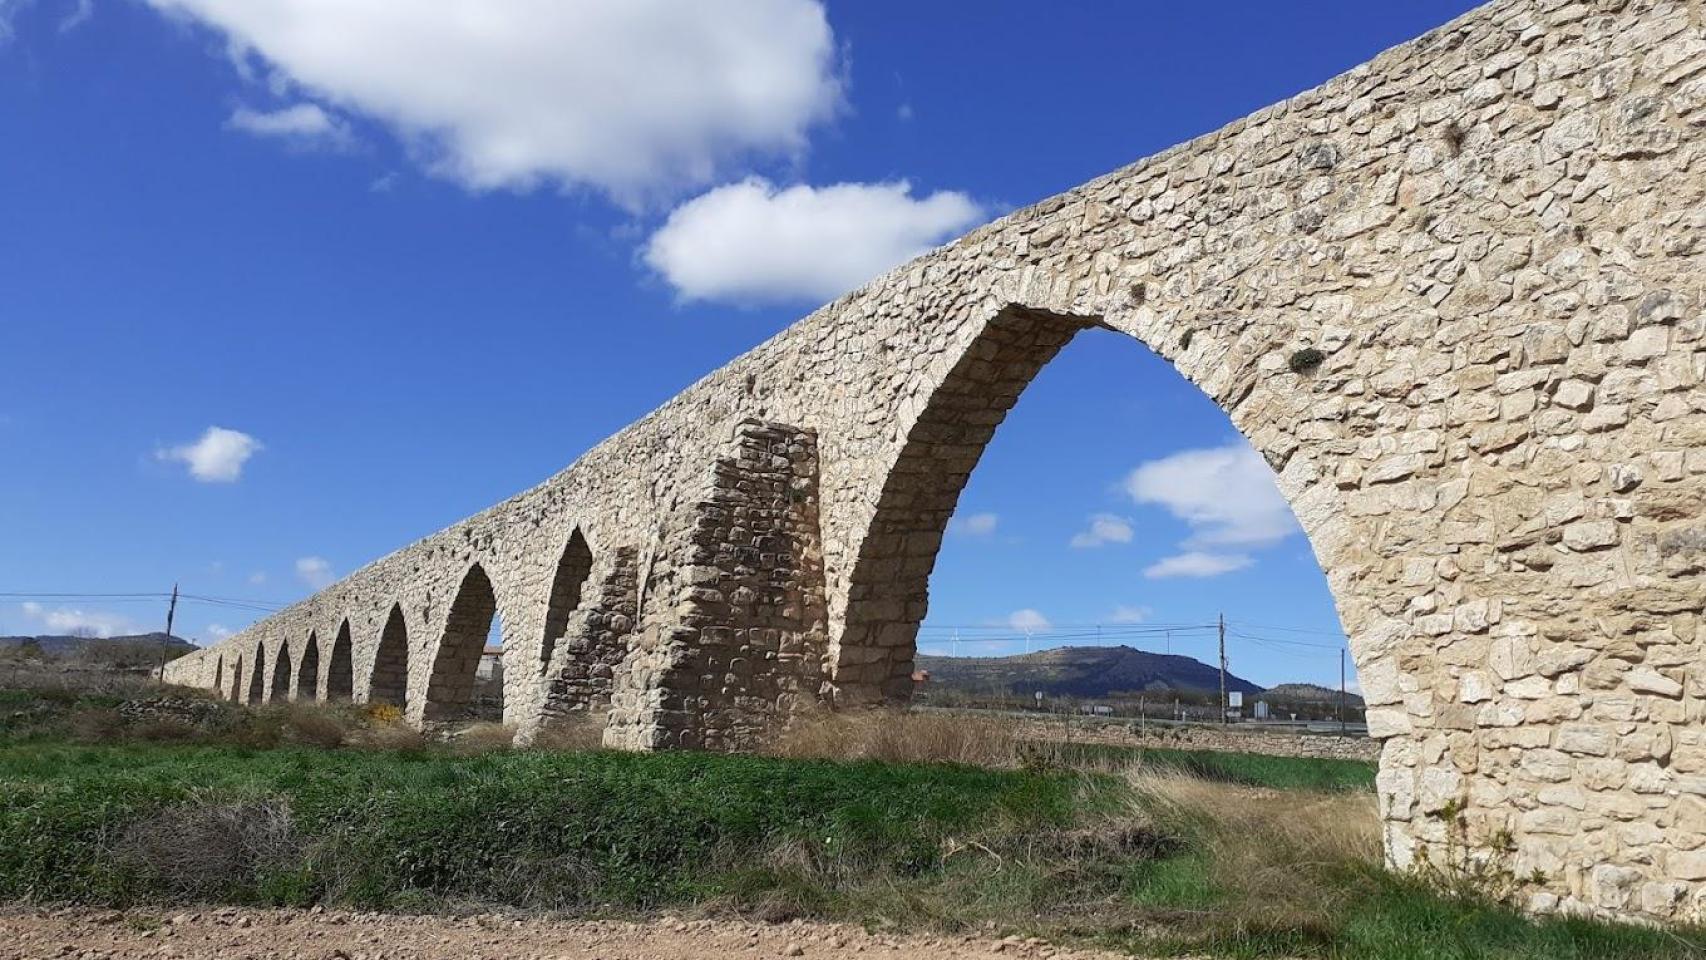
top-left (529, 713), bottom-right (607, 752)
top-left (365, 703), bottom-right (404, 725)
top-left (1289, 347), bottom-right (1326, 373)
top-left (112, 796), bottom-right (303, 903)
top-left (67, 706), bottom-right (126, 742)
top-left (446, 722), bottom-right (518, 755)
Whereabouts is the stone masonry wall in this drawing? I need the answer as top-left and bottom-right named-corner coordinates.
top-left (606, 420), bottom-right (830, 751)
top-left (167, 0), bottom-right (1706, 923)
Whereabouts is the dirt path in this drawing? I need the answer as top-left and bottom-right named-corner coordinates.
top-left (0, 907), bottom-right (1135, 960)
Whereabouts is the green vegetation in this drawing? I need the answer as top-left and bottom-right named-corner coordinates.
top-left (0, 740), bottom-right (1073, 910)
top-left (1, 685), bottom-right (1701, 959)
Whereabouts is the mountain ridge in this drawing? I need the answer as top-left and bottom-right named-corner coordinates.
top-left (916, 644), bottom-right (1264, 699)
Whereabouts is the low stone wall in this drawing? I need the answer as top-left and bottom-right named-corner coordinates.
top-left (1000, 714), bottom-right (1380, 763)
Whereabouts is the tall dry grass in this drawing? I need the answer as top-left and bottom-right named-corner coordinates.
top-left (767, 708), bottom-right (1027, 767)
top-left (112, 795), bottom-right (303, 902)
top-left (1126, 764), bottom-right (1381, 928)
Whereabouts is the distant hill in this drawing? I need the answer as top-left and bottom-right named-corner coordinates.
top-left (1262, 682), bottom-right (1364, 707)
top-left (0, 632), bottom-right (194, 660)
top-left (916, 645), bottom-right (1262, 699)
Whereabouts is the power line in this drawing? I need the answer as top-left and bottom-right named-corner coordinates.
top-left (1, 591), bottom-right (286, 611)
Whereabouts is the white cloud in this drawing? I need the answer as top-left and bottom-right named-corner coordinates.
top-left (644, 178), bottom-right (984, 303)
top-left (1123, 443), bottom-right (1296, 579)
top-left (206, 623), bottom-right (233, 640)
top-left (156, 426), bottom-right (263, 483)
top-left (295, 556), bottom-right (334, 589)
top-left (0, 0), bottom-right (29, 43)
top-left (1124, 443), bottom-right (1297, 549)
top-left (1108, 605), bottom-right (1152, 624)
top-left (58, 0), bottom-right (90, 32)
top-left (1006, 608), bottom-right (1051, 633)
top-left (20, 601), bottom-right (137, 638)
top-left (227, 102), bottom-right (350, 146)
top-left (143, 0), bottom-right (842, 203)
top-left (1069, 513), bottom-right (1134, 549)
top-left (1142, 551), bottom-right (1253, 579)
top-left (947, 512), bottom-right (998, 537)
top-left (247, 572), bottom-right (267, 586)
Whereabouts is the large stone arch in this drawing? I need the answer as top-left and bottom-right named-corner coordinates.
top-left (165, 0), bottom-right (1705, 922)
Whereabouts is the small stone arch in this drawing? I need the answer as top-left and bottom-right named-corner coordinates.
top-left (326, 620), bottom-right (354, 699)
top-left (367, 604), bottom-right (409, 707)
top-left (228, 655), bottom-right (243, 702)
top-left (540, 528), bottom-right (594, 673)
top-left (297, 632), bottom-right (321, 701)
top-left (423, 564), bottom-right (500, 722)
top-left (269, 643), bottom-right (292, 702)
top-left (213, 656), bottom-right (223, 694)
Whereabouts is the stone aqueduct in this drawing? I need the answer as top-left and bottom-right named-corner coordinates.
top-left (166, 0), bottom-right (1705, 922)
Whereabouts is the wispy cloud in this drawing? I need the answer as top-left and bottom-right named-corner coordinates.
top-left (295, 556), bottom-right (334, 590)
top-left (1142, 551), bottom-right (1253, 579)
top-left (1125, 443), bottom-right (1297, 579)
top-left (20, 601), bottom-right (137, 638)
top-left (1069, 513), bottom-right (1133, 549)
top-left (947, 511), bottom-right (998, 537)
top-left (156, 426), bottom-right (263, 483)
top-left (1108, 604), bottom-right (1153, 624)
top-left (227, 102), bottom-right (352, 148)
top-left (1005, 608), bottom-right (1051, 632)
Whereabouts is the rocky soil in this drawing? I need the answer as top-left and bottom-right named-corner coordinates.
top-left (0, 907), bottom-right (1136, 960)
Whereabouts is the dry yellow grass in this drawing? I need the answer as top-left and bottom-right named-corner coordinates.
top-left (528, 712), bottom-right (608, 752)
top-left (1125, 764), bottom-right (1381, 927)
top-left (767, 708), bottom-right (1026, 767)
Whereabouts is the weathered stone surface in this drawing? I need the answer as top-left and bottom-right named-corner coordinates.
top-left (164, 0), bottom-right (1706, 926)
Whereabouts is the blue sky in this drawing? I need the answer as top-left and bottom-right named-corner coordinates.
top-left (0, 0), bottom-right (1483, 688)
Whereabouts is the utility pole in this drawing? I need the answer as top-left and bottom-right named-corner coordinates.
top-left (1218, 612), bottom-right (1227, 726)
top-left (159, 583), bottom-right (179, 681)
top-left (1340, 647), bottom-right (1348, 735)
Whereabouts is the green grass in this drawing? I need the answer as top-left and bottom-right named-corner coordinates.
top-left (0, 741), bottom-right (1073, 909)
top-left (0, 729), bottom-right (1700, 959)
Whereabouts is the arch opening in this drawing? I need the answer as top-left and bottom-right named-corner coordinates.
top-left (213, 656), bottom-right (223, 694)
top-left (540, 529), bottom-right (594, 673)
top-left (326, 621), bottom-right (354, 700)
top-left (834, 308), bottom-right (1356, 719)
top-left (246, 647), bottom-right (265, 704)
top-left (835, 307), bottom-right (1089, 703)
top-left (297, 633), bottom-right (321, 701)
top-left (228, 655), bottom-right (242, 702)
top-left (368, 604), bottom-right (410, 707)
top-left (269, 645), bottom-right (292, 702)
top-left (423, 564), bottom-right (503, 723)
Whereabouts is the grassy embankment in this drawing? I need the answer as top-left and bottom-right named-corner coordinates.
top-left (1, 686), bottom-right (1701, 959)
